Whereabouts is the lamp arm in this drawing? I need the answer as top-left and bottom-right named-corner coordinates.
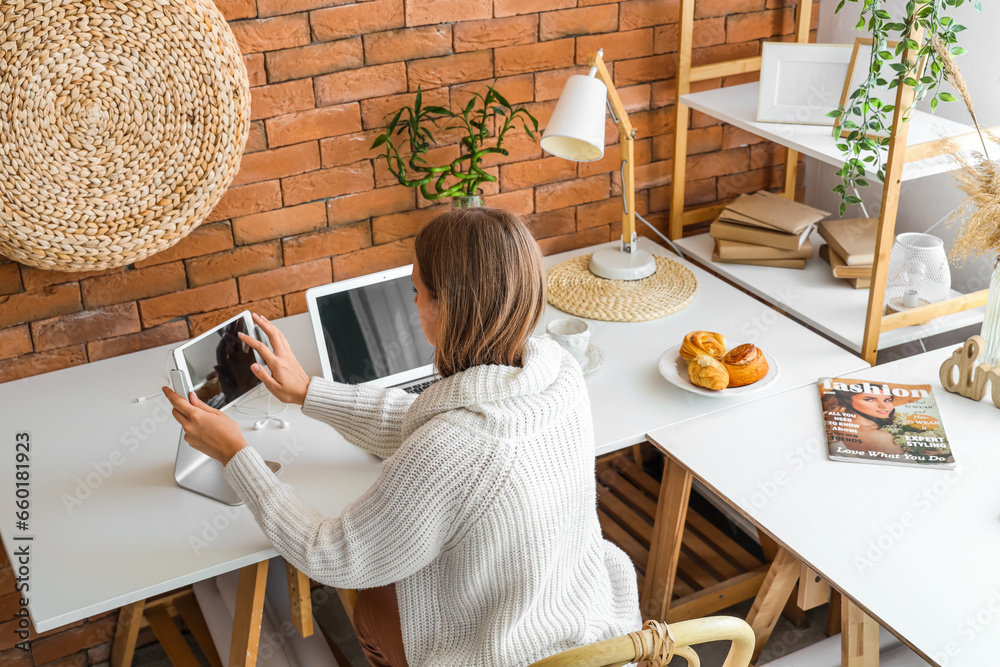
top-left (587, 50), bottom-right (638, 253)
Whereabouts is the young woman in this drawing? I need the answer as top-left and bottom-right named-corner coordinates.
top-left (823, 390), bottom-right (903, 456)
top-left (163, 207), bottom-right (641, 666)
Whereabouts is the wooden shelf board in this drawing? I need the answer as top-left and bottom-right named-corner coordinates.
top-left (680, 82), bottom-right (984, 181)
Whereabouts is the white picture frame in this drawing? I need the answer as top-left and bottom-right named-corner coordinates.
top-left (756, 42), bottom-right (854, 125)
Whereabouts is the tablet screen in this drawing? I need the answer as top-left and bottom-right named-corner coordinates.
top-left (182, 318), bottom-right (260, 409)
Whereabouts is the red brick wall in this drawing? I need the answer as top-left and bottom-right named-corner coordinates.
top-left (0, 0), bottom-right (815, 662)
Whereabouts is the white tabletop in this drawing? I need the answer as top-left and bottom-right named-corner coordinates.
top-left (0, 239), bottom-right (866, 633)
top-left (681, 82), bottom-right (989, 181)
top-left (646, 347), bottom-right (999, 666)
top-left (0, 313), bottom-right (382, 632)
top-left (538, 241), bottom-right (868, 455)
top-left (676, 231), bottom-right (985, 354)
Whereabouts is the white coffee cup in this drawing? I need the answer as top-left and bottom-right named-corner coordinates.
top-left (547, 318), bottom-right (590, 364)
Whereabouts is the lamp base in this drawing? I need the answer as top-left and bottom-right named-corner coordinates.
top-left (588, 247), bottom-right (657, 281)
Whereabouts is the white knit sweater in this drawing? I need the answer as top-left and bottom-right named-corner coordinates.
top-left (224, 336), bottom-right (641, 666)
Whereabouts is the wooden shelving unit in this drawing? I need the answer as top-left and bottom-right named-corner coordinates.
top-left (667, 0), bottom-right (990, 364)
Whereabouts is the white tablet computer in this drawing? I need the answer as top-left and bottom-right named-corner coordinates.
top-left (171, 310), bottom-right (263, 411)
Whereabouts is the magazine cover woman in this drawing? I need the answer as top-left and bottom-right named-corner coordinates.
top-left (823, 390), bottom-right (903, 456)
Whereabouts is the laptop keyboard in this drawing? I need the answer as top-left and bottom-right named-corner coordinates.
top-left (402, 379), bottom-right (435, 394)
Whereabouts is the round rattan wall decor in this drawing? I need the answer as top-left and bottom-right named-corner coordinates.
top-left (547, 254), bottom-right (698, 322)
top-left (0, 0), bottom-right (251, 271)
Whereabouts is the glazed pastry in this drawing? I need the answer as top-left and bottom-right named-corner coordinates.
top-left (687, 354), bottom-right (730, 391)
top-left (679, 330), bottom-right (727, 361)
top-left (722, 344), bottom-right (769, 387)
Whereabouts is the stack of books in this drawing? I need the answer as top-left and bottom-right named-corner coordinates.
top-left (710, 191), bottom-right (828, 269)
top-left (817, 217), bottom-right (877, 289)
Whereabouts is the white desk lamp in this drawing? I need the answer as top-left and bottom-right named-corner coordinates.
top-left (541, 49), bottom-right (657, 281)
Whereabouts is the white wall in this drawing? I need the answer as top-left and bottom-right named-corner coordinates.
top-left (803, 0), bottom-right (1000, 293)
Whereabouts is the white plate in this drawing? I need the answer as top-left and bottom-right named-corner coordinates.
top-left (657, 344), bottom-right (780, 398)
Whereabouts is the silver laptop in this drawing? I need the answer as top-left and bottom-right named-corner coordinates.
top-left (305, 265), bottom-right (437, 394)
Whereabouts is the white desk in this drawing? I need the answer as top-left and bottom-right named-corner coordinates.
top-left (676, 231), bottom-right (985, 354)
top-left (0, 313), bottom-right (381, 634)
top-left (646, 347), bottom-right (999, 665)
top-left (0, 239), bottom-right (866, 652)
top-left (539, 241), bottom-right (868, 456)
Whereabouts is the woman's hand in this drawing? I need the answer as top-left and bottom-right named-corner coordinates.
top-left (239, 313), bottom-right (311, 406)
top-left (162, 386), bottom-right (247, 465)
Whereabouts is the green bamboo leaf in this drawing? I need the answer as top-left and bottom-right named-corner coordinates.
top-left (370, 135), bottom-right (388, 149)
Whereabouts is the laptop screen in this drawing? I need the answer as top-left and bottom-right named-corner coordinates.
top-left (311, 275), bottom-right (435, 384)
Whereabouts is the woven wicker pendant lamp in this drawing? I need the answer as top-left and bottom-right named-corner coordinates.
top-left (0, 0), bottom-right (251, 271)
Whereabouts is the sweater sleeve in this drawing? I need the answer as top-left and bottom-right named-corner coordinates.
top-left (223, 419), bottom-right (489, 590)
top-left (301, 376), bottom-right (418, 459)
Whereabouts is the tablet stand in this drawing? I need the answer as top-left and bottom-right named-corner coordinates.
top-left (170, 370), bottom-right (282, 506)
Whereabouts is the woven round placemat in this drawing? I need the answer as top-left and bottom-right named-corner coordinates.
top-left (0, 0), bottom-right (250, 271)
top-left (547, 254), bottom-right (698, 322)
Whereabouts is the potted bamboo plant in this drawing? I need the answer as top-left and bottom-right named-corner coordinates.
top-left (371, 85), bottom-right (539, 208)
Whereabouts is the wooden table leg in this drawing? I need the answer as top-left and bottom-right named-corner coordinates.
top-left (145, 605), bottom-right (201, 667)
top-left (175, 591), bottom-right (224, 667)
top-left (746, 548), bottom-right (801, 664)
top-left (842, 597), bottom-right (880, 667)
top-left (111, 599), bottom-right (145, 667)
top-left (826, 589), bottom-right (843, 637)
top-left (336, 588), bottom-right (359, 629)
top-left (641, 454), bottom-right (693, 620)
top-left (285, 561), bottom-right (314, 637)
top-left (230, 561), bottom-right (269, 667)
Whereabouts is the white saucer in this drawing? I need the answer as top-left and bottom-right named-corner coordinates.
top-left (579, 344), bottom-right (605, 375)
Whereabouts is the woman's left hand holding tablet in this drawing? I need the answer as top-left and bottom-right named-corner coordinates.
top-left (239, 313), bottom-right (311, 406)
top-left (162, 386), bottom-right (247, 465)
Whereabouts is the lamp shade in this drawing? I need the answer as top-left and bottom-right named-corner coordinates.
top-left (540, 74), bottom-right (607, 162)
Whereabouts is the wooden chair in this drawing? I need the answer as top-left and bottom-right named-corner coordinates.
top-left (528, 616), bottom-right (754, 667)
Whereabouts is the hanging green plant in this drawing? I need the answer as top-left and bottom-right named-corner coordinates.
top-left (371, 85), bottom-right (539, 201)
top-left (827, 0), bottom-right (981, 216)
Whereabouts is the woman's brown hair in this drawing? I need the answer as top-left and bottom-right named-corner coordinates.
top-left (415, 207), bottom-right (546, 378)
